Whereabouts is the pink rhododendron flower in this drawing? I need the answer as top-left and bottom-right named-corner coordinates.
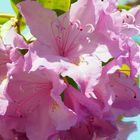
top-left (18, 0), bottom-right (125, 65)
top-left (0, 28), bottom-right (29, 79)
top-left (61, 55), bottom-right (102, 98)
top-left (56, 117), bottom-right (118, 140)
top-left (95, 3), bottom-right (140, 77)
top-left (128, 5), bottom-right (140, 28)
top-left (3, 28), bottom-right (28, 62)
top-left (0, 0), bottom-right (140, 140)
top-left (0, 28), bottom-right (28, 120)
top-left (103, 38), bottom-right (140, 77)
top-left (0, 28), bottom-right (29, 140)
top-left (0, 58), bottom-right (77, 140)
top-left (18, 0), bottom-right (95, 63)
top-left (109, 71), bottom-right (140, 117)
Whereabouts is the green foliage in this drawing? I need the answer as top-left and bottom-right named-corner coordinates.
top-left (102, 58), bottom-right (114, 66)
top-left (0, 13), bottom-right (14, 25)
top-left (18, 48), bottom-right (28, 55)
top-left (36, 0), bottom-right (71, 15)
top-left (11, 0), bottom-right (23, 4)
top-left (36, 0), bottom-right (78, 15)
top-left (65, 76), bottom-right (80, 90)
top-left (0, 0), bottom-right (26, 37)
top-left (60, 92), bottom-right (64, 101)
top-left (118, 4), bottom-right (132, 10)
top-left (60, 75), bottom-right (80, 101)
top-left (53, 9), bottom-right (65, 16)
top-left (71, 0), bottom-right (77, 4)
top-left (10, 0), bottom-right (23, 14)
top-left (10, 0), bottom-right (26, 33)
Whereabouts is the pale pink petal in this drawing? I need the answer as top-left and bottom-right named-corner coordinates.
top-left (3, 28), bottom-right (27, 49)
top-left (18, 1), bottom-right (57, 45)
top-left (62, 55), bottom-right (102, 98)
top-left (70, 0), bottom-right (95, 26)
top-left (129, 5), bottom-right (140, 27)
top-left (0, 41), bottom-right (10, 81)
top-left (0, 79), bottom-right (9, 115)
top-left (25, 97), bottom-right (56, 140)
top-left (64, 86), bottom-right (103, 118)
top-left (109, 71), bottom-right (140, 117)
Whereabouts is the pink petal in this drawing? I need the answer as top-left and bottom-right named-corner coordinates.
top-left (70, 0), bottom-right (95, 26)
top-left (109, 71), bottom-right (140, 117)
top-left (62, 55), bottom-right (102, 98)
top-left (18, 1), bottom-right (57, 45)
top-left (3, 28), bottom-right (27, 49)
top-left (0, 79), bottom-right (9, 115)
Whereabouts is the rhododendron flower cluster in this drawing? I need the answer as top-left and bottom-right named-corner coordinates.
top-left (0, 0), bottom-right (140, 140)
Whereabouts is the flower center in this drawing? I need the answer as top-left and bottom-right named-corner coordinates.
top-left (51, 17), bottom-right (94, 57)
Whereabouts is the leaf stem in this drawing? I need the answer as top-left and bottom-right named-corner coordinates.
top-left (0, 13), bottom-right (14, 19)
top-left (16, 13), bottom-right (22, 34)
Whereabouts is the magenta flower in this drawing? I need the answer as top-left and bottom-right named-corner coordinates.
top-left (102, 38), bottom-right (140, 77)
top-left (0, 57), bottom-right (77, 140)
top-left (0, 29), bottom-right (30, 139)
top-left (0, 28), bottom-right (29, 80)
top-left (109, 71), bottom-right (140, 117)
top-left (3, 28), bottom-right (28, 62)
top-left (127, 5), bottom-right (140, 28)
top-left (55, 117), bottom-right (118, 140)
top-left (0, 0), bottom-right (140, 140)
top-left (0, 27), bottom-right (31, 117)
top-left (18, 0), bottom-right (96, 63)
top-left (18, 0), bottom-right (127, 66)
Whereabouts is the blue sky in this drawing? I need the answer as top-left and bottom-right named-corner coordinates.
top-left (0, 0), bottom-right (15, 15)
top-left (0, 0), bottom-right (140, 139)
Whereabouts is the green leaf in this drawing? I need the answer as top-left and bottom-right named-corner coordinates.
top-left (102, 58), bottom-right (114, 66)
top-left (36, 0), bottom-right (71, 14)
top-left (118, 4), bottom-right (132, 11)
top-left (53, 9), bottom-right (65, 16)
top-left (60, 75), bottom-right (80, 90)
top-left (18, 48), bottom-right (28, 55)
top-left (65, 76), bottom-right (80, 90)
top-left (0, 13), bottom-right (14, 25)
top-left (10, 0), bottom-right (23, 14)
top-left (71, 0), bottom-right (77, 4)
top-left (11, 0), bottom-right (23, 4)
top-left (60, 92), bottom-right (64, 101)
